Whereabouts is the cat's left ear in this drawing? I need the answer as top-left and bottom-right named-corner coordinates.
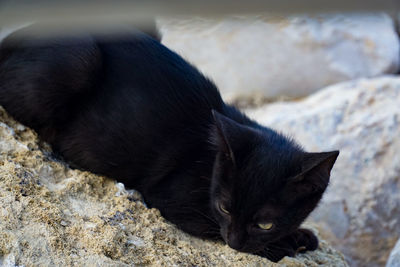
top-left (211, 109), bottom-right (256, 165)
top-left (288, 151), bottom-right (339, 194)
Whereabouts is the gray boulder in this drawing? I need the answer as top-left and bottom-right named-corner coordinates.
top-left (159, 14), bottom-right (400, 101)
top-left (246, 76), bottom-right (400, 266)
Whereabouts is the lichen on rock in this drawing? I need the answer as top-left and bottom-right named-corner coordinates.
top-left (0, 106), bottom-right (347, 266)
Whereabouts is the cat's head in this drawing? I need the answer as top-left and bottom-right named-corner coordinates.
top-left (209, 110), bottom-right (339, 253)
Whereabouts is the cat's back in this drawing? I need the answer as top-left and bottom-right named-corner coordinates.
top-left (95, 30), bottom-right (223, 116)
top-left (0, 25), bottom-right (227, 187)
top-left (0, 25), bottom-right (224, 137)
top-left (65, 32), bottom-right (225, 181)
top-left (77, 29), bottom-right (225, 146)
top-left (0, 25), bottom-right (223, 119)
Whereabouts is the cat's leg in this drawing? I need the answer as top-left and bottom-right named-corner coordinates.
top-left (290, 228), bottom-right (319, 253)
top-left (256, 228), bottom-right (318, 262)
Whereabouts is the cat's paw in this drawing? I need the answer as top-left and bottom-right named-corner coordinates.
top-left (255, 228), bottom-right (319, 262)
top-left (293, 228), bottom-right (319, 253)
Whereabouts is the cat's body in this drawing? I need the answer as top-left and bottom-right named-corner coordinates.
top-left (0, 25), bottom-right (338, 262)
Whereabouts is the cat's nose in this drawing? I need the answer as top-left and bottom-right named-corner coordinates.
top-left (227, 232), bottom-right (245, 250)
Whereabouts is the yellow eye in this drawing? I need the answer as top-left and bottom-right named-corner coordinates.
top-left (258, 222), bottom-right (273, 230)
top-left (219, 203), bottom-right (230, 214)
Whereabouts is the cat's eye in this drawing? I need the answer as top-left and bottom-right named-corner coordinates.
top-left (219, 203), bottom-right (230, 214)
top-left (257, 222), bottom-right (273, 230)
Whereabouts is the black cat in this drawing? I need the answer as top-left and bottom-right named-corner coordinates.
top-left (0, 25), bottom-right (339, 262)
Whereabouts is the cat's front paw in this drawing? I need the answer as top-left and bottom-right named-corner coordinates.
top-left (255, 228), bottom-right (319, 262)
top-left (293, 228), bottom-right (319, 253)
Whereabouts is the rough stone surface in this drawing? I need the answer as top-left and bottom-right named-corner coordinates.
top-left (387, 238), bottom-right (400, 267)
top-left (159, 14), bottom-right (400, 102)
top-left (0, 108), bottom-right (347, 266)
top-left (246, 76), bottom-right (400, 267)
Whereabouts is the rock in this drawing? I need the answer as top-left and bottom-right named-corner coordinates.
top-left (159, 14), bottom-right (400, 102)
top-left (0, 108), bottom-right (347, 266)
top-left (387, 239), bottom-right (400, 267)
top-left (246, 76), bottom-right (400, 267)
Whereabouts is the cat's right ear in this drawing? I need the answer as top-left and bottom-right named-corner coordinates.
top-left (287, 151), bottom-right (339, 196)
top-left (210, 110), bottom-right (253, 165)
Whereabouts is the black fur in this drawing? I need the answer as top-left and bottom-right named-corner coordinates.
top-left (0, 25), bottom-right (339, 262)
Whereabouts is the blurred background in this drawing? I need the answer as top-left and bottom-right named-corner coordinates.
top-left (1, 1), bottom-right (400, 267)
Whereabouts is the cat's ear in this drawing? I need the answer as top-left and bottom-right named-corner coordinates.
top-left (288, 151), bottom-right (339, 194)
top-left (211, 109), bottom-right (254, 165)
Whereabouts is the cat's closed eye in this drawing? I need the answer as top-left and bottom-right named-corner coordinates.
top-left (257, 222), bottom-right (274, 230)
top-left (218, 202), bottom-right (230, 215)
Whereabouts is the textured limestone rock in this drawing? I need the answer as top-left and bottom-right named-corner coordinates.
top-left (0, 108), bottom-right (347, 266)
top-left (246, 76), bottom-right (400, 267)
top-left (159, 14), bottom-right (400, 102)
top-left (386, 238), bottom-right (400, 267)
